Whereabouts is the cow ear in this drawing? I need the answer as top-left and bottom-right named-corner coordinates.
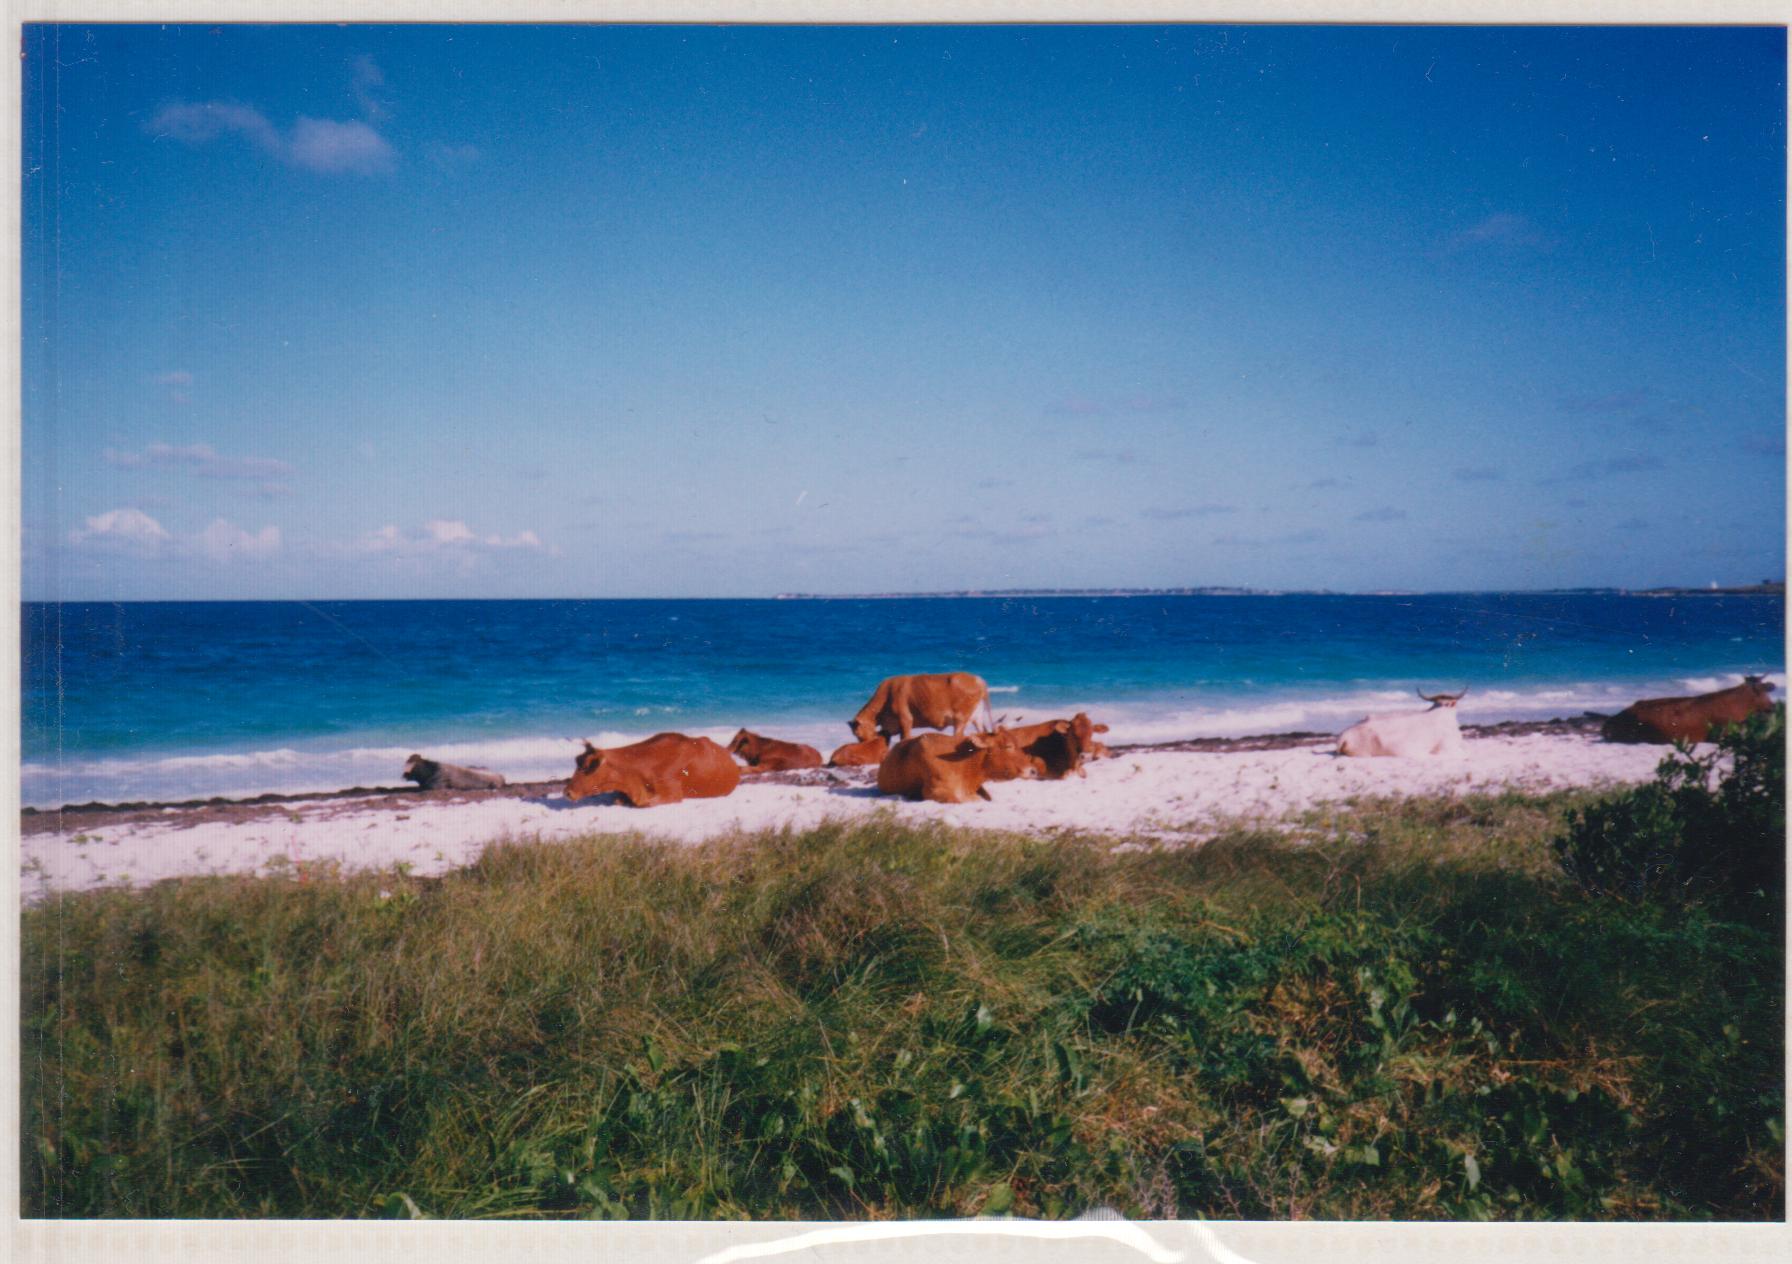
top-left (582, 740), bottom-right (597, 756)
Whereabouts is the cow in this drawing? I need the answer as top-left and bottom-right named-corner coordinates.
top-left (1601, 676), bottom-right (1776, 745)
top-left (728, 729), bottom-right (824, 771)
top-left (564, 733), bottom-right (741, 807)
top-left (850, 672), bottom-right (991, 744)
top-left (1337, 690), bottom-right (1467, 758)
top-left (1002, 712), bottom-right (1108, 780)
top-left (402, 754), bottom-right (506, 791)
top-left (827, 735), bottom-right (889, 768)
top-left (875, 730), bottom-right (1037, 804)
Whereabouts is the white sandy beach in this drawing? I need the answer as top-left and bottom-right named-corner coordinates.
top-left (19, 731), bottom-right (1671, 901)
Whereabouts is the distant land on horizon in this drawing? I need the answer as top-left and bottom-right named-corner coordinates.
top-left (772, 582), bottom-right (1788, 600)
top-left (17, 582), bottom-right (1787, 605)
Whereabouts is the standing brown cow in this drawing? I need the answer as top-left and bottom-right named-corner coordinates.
top-left (1602, 676), bottom-right (1776, 744)
top-left (850, 672), bottom-right (991, 743)
top-left (565, 733), bottom-right (741, 807)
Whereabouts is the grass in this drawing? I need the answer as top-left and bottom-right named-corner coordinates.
top-left (20, 789), bottom-right (1785, 1220)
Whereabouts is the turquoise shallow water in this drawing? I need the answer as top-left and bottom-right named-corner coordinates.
top-left (20, 594), bottom-right (1785, 807)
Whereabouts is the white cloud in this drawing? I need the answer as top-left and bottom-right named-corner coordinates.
top-left (147, 101), bottom-right (283, 154)
top-left (351, 54), bottom-right (390, 122)
top-left (424, 519), bottom-right (478, 546)
top-left (355, 521), bottom-right (549, 556)
top-left (147, 100), bottom-right (394, 175)
top-left (286, 117), bottom-right (395, 175)
top-left (68, 508), bottom-right (170, 550)
top-left (67, 509), bottom-right (280, 564)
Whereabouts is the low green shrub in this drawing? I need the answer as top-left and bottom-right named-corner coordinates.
top-left (1554, 705), bottom-right (1784, 914)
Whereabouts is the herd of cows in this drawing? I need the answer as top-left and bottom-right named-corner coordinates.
top-left (399, 671), bottom-right (1779, 808)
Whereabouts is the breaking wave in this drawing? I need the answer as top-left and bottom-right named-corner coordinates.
top-left (22, 671), bottom-right (1781, 810)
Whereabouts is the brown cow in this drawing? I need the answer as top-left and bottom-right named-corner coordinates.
top-left (1602, 676), bottom-right (1776, 745)
top-left (875, 730), bottom-right (1036, 804)
top-left (850, 672), bottom-right (991, 743)
top-left (728, 729), bottom-right (823, 771)
top-left (1001, 713), bottom-right (1107, 780)
top-left (828, 735), bottom-right (889, 768)
top-left (565, 733), bottom-right (741, 807)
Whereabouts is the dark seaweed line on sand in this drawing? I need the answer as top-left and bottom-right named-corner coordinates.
top-left (18, 716), bottom-right (1610, 837)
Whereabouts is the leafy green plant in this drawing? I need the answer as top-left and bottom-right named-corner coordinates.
top-left (1554, 705), bottom-right (1784, 913)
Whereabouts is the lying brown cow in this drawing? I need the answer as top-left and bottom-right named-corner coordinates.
top-left (1002, 713), bottom-right (1108, 779)
top-left (1602, 675), bottom-right (1776, 745)
top-left (851, 672), bottom-right (990, 743)
top-left (728, 729), bottom-right (823, 771)
top-left (565, 733), bottom-right (741, 807)
top-left (403, 754), bottom-right (506, 791)
top-left (875, 730), bottom-right (1035, 804)
top-left (828, 735), bottom-right (889, 768)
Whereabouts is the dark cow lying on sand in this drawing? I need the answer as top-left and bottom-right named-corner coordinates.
top-left (1602, 676), bottom-right (1776, 745)
top-left (828, 735), bottom-right (889, 768)
top-left (875, 730), bottom-right (1036, 804)
top-left (1002, 713), bottom-right (1108, 780)
top-left (402, 754), bottom-right (506, 791)
top-left (566, 733), bottom-right (741, 807)
top-left (851, 672), bottom-right (990, 743)
top-left (728, 729), bottom-right (823, 771)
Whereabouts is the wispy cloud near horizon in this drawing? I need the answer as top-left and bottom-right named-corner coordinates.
top-left (105, 442), bottom-right (295, 485)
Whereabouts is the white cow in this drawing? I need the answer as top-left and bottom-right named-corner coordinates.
top-left (1337, 689), bottom-right (1467, 757)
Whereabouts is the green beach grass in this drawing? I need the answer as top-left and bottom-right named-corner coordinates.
top-left (21, 783), bottom-right (1785, 1221)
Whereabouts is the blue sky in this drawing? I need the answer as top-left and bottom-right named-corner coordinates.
top-left (20, 23), bottom-right (1787, 599)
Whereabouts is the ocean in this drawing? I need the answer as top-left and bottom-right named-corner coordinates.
top-left (19, 594), bottom-right (1785, 809)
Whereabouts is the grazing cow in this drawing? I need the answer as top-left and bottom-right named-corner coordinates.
top-left (565, 733), bottom-right (741, 807)
top-left (728, 729), bottom-right (824, 771)
top-left (828, 735), bottom-right (889, 768)
top-left (850, 672), bottom-right (991, 743)
top-left (402, 754), bottom-right (506, 791)
top-left (1601, 676), bottom-right (1776, 745)
top-left (1338, 690), bottom-right (1467, 758)
top-left (875, 730), bottom-right (1037, 804)
top-left (1003, 712), bottom-right (1108, 780)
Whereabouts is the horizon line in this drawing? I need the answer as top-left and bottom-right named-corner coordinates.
top-left (17, 583), bottom-right (1786, 605)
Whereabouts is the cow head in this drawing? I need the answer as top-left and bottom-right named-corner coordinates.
top-left (566, 741), bottom-right (654, 805)
top-left (401, 754), bottom-right (430, 784)
top-left (849, 713), bottom-right (878, 742)
top-left (1744, 675), bottom-right (1777, 706)
top-left (1417, 689), bottom-right (1468, 710)
top-left (960, 729), bottom-right (1038, 781)
top-left (727, 729), bottom-right (754, 757)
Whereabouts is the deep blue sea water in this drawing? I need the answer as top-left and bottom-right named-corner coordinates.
top-left (19, 594), bottom-right (1786, 808)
